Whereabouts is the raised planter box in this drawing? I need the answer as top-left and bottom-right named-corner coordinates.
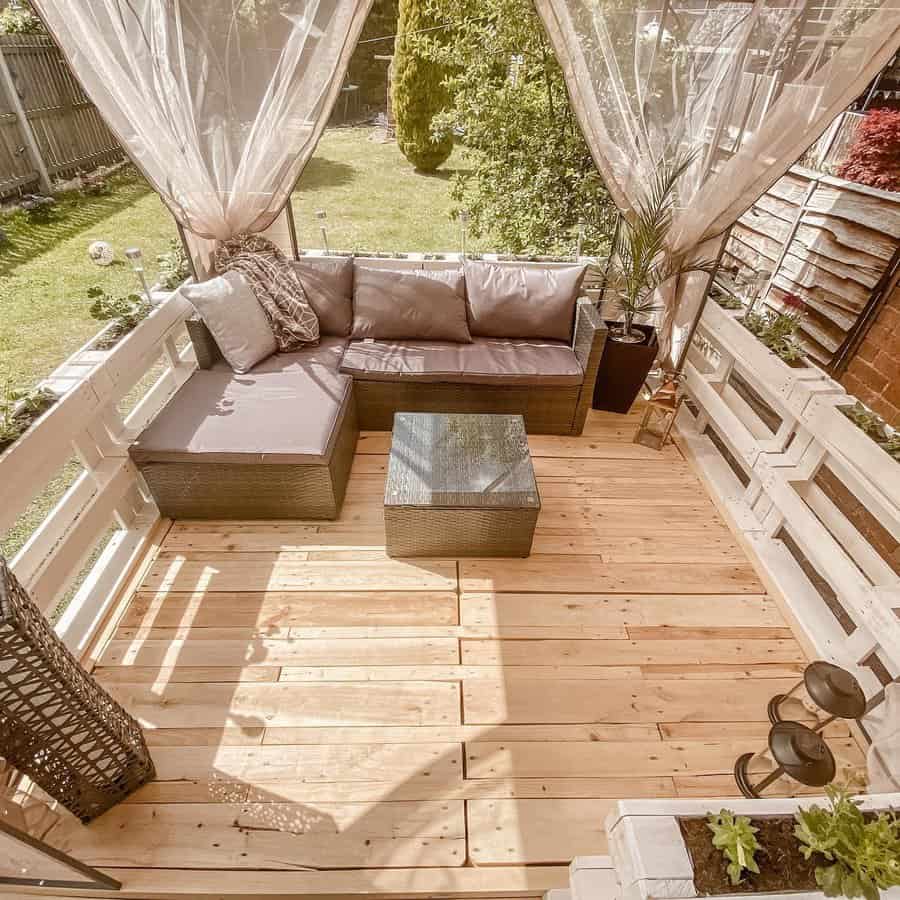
top-left (604, 796), bottom-right (900, 900)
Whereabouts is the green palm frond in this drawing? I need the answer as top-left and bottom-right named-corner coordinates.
top-left (611, 150), bottom-right (715, 325)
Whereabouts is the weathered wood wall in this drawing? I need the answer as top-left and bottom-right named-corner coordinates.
top-left (724, 167), bottom-right (900, 369)
top-left (0, 34), bottom-right (122, 199)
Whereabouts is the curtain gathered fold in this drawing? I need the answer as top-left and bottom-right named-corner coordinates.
top-left (534, 0), bottom-right (900, 366)
top-left (33, 0), bottom-right (373, 271)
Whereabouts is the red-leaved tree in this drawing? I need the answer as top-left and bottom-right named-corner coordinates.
top-left (837, 109), bottom-right (900, 193)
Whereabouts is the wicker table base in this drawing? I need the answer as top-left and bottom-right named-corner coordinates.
top-left (384, 413), bottom-right (540, 558)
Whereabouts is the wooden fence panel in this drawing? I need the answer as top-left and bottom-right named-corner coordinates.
top-left (0, 33), bottom-right (122, 199)
top-left (724, 168), bottom-right (900, 369)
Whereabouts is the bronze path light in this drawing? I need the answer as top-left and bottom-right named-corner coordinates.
top-left (768, 661), bottom-right (866, 732)
top-left (734, 721), bottom-right (836, 799)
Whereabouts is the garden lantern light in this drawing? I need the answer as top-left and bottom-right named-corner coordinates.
top-left (458, 208), bottom-right (469, 260)
top-left (768, 661), bottom-right (866, 732)
top-left (634, 372), bottom-right (683, 451)
top-left (734, 721), bottom-right (836, 799)
top-left (125, 247), bottom-right (154, 305)
top-left (315, 209), bottom-right (329, 254)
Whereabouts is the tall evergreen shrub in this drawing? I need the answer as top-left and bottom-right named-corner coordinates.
top-left (392, 0), bottom-right (453, 172)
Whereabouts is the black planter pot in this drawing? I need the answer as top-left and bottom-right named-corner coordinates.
top-left (592, 322), bottom-right (659, 414)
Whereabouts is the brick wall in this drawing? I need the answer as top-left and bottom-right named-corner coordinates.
top-left (840, 277), bottom-right (900, 426)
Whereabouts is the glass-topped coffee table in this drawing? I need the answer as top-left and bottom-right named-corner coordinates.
top-left (384, 412), bottom-right (541, 558)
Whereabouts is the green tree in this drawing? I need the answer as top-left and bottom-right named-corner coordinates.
top-left (392, 0), bottom-right (454, 172)
top-left (417, 0), bottom-right (615, 255)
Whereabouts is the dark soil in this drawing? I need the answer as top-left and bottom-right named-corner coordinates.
top-left (680, 815), bottom-right (820, 896)
top-left (92, 321), bottom-right (133, 350)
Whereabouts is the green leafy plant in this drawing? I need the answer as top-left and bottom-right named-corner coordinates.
top-left (392, 0), bottom-right (454, 172)
top-left (88, 286), bottom-right (152, 348)
top-left (0, 0), bottom-right (44, 34)
top-left (741, 306), bottom-right (806, 363)
top-left (795, 786), bottom-right (900, 900)
top-left (706, 809), bottom-right (762, 886)
top-left (156, 238), bottom-right (191, 290)
top-left (840, 402), bottom-right (900, 462)
top-left (606, 151), bottom-right (717, 343)
top-left (0, 381), bottom-right (57, 452)
top-left (420, 0), bottom-right (615, 255)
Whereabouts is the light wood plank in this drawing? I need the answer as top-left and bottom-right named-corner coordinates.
top-left (96, 666), bottom-right (282, 684)
top-left (459, 557), bottom-right (764, 594)
top-left (468, 799), bottom-right (614, 864)
top-left (123, 590), bottom-right (459, 627)
top-left (463, 678), bottom-right (799, 724)
top-left (465, 738), bottom-right (863, 779)
top-left (461, 639), bottom-right (804, 666)
top-left (109, 681), bottom-right (461, 728)
top-left (460, 592), bottom-right (786, 628)
top-left (278, 665), bottom-right (644, 681)
top-left (99, 637), bottom-right (459, 668)
top-left (48, 801), bottom-right (466, 869)
top-left (141, 558), bottom-right (458, 592)
top-left (149, 743), bottom-right (462, 785)
top-left (260, 724), bottom-right (661, 745)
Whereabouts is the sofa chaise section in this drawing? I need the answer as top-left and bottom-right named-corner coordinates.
top-left (129, 338), bottom-right (358, 519)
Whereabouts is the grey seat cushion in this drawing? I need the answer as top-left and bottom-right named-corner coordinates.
top-left (130, 338), bottom-right (351, 465)
top-left (340, 338), bottom-right (584, 386)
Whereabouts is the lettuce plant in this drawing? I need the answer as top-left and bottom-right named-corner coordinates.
top-left (707, 809), bottom-right (761, 886)
top-left (794, 786), bottom-right (900, 900)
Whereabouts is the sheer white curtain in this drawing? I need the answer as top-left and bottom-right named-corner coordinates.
top-left (34, 0), bottom-right (373, 272)
top-left (535, 0), bottom-right (900, 366)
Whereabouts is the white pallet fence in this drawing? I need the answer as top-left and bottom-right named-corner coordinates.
top-left (0, 292), bottom-right (194, 656)
top-left (678, 299), bottom-right (900, 704)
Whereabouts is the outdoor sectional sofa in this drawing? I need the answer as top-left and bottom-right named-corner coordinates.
top-left (129, 256), bottom-right (608, 519)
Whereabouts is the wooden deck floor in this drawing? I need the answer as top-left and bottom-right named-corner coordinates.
top-left (45, 408), bottom-right (863, 897)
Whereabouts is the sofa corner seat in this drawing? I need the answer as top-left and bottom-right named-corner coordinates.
top-left (129, 338), bottom-right (358, 519)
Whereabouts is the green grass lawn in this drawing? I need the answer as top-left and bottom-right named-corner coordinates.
top-left (0, 125), bottom-right (473, 394)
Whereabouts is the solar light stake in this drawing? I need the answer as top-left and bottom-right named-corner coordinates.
top-left (575, 219), bottom-right (586, 260)
top-left (316, 209), bottom-right (329, 255)
top-left (458, 209), bottom-right (469, 260)
top-left (125, 247), bottom-right (154, 305)
top-left (768, 661), bottom-right (866, 732)
top-left (734, 721), bottom-right (836, 799)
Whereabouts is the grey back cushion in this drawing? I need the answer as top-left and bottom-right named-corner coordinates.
top-left (181, 271), bottom-right (276, 374)
top-left (290, 256), bottom-right (354, 337)
top-left (464, 260), bottom-right (587, 341)
top-left (351, 265), bottom-right (472, 342)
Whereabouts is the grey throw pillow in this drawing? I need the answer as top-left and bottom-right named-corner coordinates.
top-left (181, 271), bottom-right (277, 374)
top-left (464, 260), bottom-right (587, 341)
top-left (351, 266), bottom-right (472, 342)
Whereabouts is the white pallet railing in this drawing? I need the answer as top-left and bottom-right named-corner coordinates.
top-left (1, 292), bottom-right (195, 656)
top-left (678, 299), bottom-right (900, 702)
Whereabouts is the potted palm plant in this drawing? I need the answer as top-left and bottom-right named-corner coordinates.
top-left (593, 152), bottom-right (716, 414)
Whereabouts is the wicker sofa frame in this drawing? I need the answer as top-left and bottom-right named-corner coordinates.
top-left (186, 298), bottom-right (607, 437)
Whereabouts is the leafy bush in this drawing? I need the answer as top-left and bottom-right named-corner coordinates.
top-left (392, 0), bottom-right (453, 172)
top-left (156, 238), bottom-right (191, 290)
top-left (0, 1), bottom-right (44, 34)
top-left (419, 0), bottom-right (615, 255)
top-left (707, 809), bottom-right (761, 886)
top-left (840, 402), bottom-right (900, 462)
top-left (0, 381), bottom-right (57, 453)
top-left (742, 305), bottom-right (805, 363)
top-left (837, 109), bottom-right (900, 193)
top-left (795, 786), bottom-right (900, 900)
top-left (88, 286), bottom-right (152, 348)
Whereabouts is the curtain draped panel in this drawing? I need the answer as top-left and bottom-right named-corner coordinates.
top-left (534, 0), bottom-right (900, 366)
top-left (33, 0), bottom-right (373, 263)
